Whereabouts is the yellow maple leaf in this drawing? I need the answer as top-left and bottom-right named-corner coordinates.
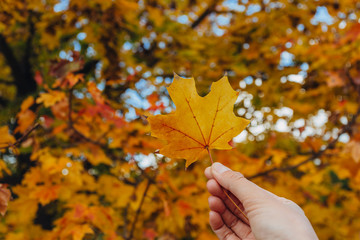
top-left (36, 90), bottom-right (66, 108)
top-left (148, 75), bottom-right (250, 167)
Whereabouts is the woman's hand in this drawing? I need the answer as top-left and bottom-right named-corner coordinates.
top-left (205, 162), bottom-right (318, 240)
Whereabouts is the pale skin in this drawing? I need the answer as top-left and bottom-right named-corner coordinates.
top-left (205, 162), bottom-right (319, 240)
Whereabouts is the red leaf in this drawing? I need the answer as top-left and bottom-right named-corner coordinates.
top-left (34, 71), bottom-right (43, 86)
top-left (0, 184), bottom-right (11, 216)
top-left (143, 228), bottom-right (157, 240)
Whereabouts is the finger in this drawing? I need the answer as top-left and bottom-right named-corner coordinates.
top-left (207, 179), bottom-right (237, 204)
top-left (204, 166), bottom-right (213, 179)
top-left (211, 162), bottom-right (272, 208)
top-left (207, 179), bottom-right (230, 200)
top-left (207, 179), bottom-right (247, 221)
top-left (209, 211), bottom-right (240, 240)
top-left (207, 179), bottom-right (245, 213)
top-left (209, 196), bottom-right (253, 239)
top-left (208, 195), bottom-right (226, 212)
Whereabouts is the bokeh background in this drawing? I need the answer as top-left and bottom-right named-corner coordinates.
top-left (1, 0), bottom-right (360, 239)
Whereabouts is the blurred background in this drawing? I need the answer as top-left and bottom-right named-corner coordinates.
top-left (0, 0), bottom-right (360, 239)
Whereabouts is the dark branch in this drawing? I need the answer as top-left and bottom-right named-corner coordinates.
top-left (344, 68), bottom-right (360, 103)
top-left (22, 12), bottom-right (36, 87)
top-left (0, 15), bottom-right (37, 98)
top-left (75, 59), bottom-right (99, 76)
top-left (0, 79), bottom-right (15, 85)
top-left (126, 180), bottom-right (151, 240)
top-left (191, 0), bottom-right (219, 29)
top-left (0, 96), bottom-right (9, 107)
top-left (0, 123), bottom-right (40, 150)
top-left (0, 34), bottom-right (23, 86)
top-left (214, 10), bottom-right (237, 14)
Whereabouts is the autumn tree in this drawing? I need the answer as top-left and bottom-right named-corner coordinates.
top-left (0, 0), bottom-right (360, 239)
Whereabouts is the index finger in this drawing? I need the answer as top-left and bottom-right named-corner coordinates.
top-left (204, 166), bottom-right (213, 179)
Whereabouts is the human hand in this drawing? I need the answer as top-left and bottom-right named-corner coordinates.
top-left (205, 162), bottom-right (318, 240)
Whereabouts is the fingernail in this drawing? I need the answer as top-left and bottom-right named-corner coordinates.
top-left (212, 162), bottom-right (230, 174)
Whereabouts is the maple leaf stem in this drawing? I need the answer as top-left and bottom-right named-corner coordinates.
top-left (206, 148), bottom-right (249, 223)
top-left (206, 147), bottom-right (214, 164)
top-left (222, 188), bottom-right (249, 223)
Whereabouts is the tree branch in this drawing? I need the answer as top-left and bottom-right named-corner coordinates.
top-left (126, 179), bottom-right (151, 240)
top-left (214, 10), bottom-right (237, 14)
top-left (0, 123), bottom-right (40, 150)
top-left (0, 34), bottom-right (23, 86)
top-left (191, 0), bottom-right (219, 29)
top-left (0, 79), bottom-right (15, 85)
top-left (344, 68), bottom-right (360, 103)
top-left (248, 108), bottom-right (360, 179)
top-left (0, 16), bottom-right (37, 97)
top-left (22, 11), bottom-right (36, 87)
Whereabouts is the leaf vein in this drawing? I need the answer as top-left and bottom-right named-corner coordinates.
top-left (182, 91), bottom-right (206, 144)
top-left (210, 127), bottom-right (234, 146)
top-left (176, 147), bottom-right (204, 151)
top-left (207, 96), bottom-right (221, 145)
top-left (161, 123), bottom-right (204, 146)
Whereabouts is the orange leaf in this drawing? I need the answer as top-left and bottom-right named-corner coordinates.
top-left (147, 92), bottom-right (165, 111)
top-left (0, 126), bottom-right (16, 149)
top-left (15, 96), bottom-right (36, 134)
top-left (15, 110), bottom-right (36, 134)
top-left (31, 184), bottom-right (60, 205)
top-left (20, 96), bottom-right (34, 111)
top-left (177, 200), bottom-right (192, 217)
top-left (325, 71), bottom-right (344, 88)
top-left (162, 199), bottom-right (171, 217)
top-left (148, 75), bottom-right (249, 167)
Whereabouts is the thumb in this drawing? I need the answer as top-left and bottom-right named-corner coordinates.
top-left (211, 162), bottom-right (270, 207)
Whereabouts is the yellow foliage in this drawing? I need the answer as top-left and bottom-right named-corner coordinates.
top-left (1, 0), bottom-right (360, 239)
